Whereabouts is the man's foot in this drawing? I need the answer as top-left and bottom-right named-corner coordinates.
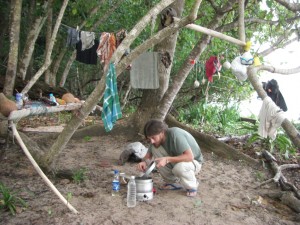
top-left (159, 183), bottom-right (182, 190)
top-left (186, 189), bottom-right (197, 197)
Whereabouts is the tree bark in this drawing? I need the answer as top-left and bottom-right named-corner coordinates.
top-left (1, 0), bottom-right (22, 136)
top-left (44, 0), bottom-right (53, 86)
top-left (3, 0), bottom-right (22, 97)
top-left (18, 11), bottom-right (47, 80)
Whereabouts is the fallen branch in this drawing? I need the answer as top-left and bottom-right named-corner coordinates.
top-left (8, 103), bottom-right (83, 121)
top-left (256, 151), bottom-right (300, 195)
top-left (256, 150), bottom-right (300, 212)
top-left (10, 121), bottom-right (79, 214)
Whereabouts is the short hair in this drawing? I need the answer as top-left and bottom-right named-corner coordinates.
top-left (144, 119), bottom-right (168, 138)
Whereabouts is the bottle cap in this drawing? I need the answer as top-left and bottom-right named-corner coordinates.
top-left (16, 93), bottom-right (22, 100)
top-left (130, 176), bottom-right (135, 179)
top-left (114, 170), bottom-right (119, 174)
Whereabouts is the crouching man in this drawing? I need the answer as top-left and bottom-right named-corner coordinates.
top-left (137, 119), bottom-right (203, 197)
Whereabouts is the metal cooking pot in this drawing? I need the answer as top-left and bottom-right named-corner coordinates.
top-left (135, 177), bottom-right (153, 193)
top-left (135, 177), bottom-right (153, 201)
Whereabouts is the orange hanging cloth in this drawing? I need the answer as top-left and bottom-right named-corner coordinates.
top-left (97, 32), bottom-right (116, 69)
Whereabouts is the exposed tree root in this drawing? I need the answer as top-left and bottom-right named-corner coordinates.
top-left (256, 150), bottom-right (300, 212)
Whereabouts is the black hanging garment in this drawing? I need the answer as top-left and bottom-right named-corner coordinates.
top-left (263, 79), bottom-right (288, 112)
top-left (76, 36), bottom-right (98, 65)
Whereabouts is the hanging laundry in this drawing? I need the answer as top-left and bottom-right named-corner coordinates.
top-left (97, 32), bottom-right (116, 70)
top-left (205, 56), bottom-right (221, 82)
top-left (76, 39), bottom-right (99, 65)
top-left (240, 51), bottom-right (254, 65)
top-left (231, 56), bottom-right (248, 82)
top-left (66, 27), bottom-right (79, 47)
top-left (130, 52), bottom-right (159, 89)
top-left (258, 96), bottom-right (286, 140)
top-left (80, 31), bottom-right (95, 51)
top-left (101, 62), bottom-right (122, 132)
top-left (262, 79), bottom-right (288, 112)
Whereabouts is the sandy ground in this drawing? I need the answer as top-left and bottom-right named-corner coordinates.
top-left (0, 120), bottom-right (299, 225)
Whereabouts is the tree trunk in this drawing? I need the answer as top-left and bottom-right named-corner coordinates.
top-left (59, 51), bottom-right (76, 87)
top-left (1, 0), bottom-right (22, 136)
top-left (18, 13), bottom-right (47, 80)
top-left (133, 0), bottom-right (185, 130)
top-left (44, 0), bottom-right (53, 85)
top-left (3, 0), bottom-right (22, 97)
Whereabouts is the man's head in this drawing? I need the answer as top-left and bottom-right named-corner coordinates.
top-left (144, 119), bottom-right (168, 148)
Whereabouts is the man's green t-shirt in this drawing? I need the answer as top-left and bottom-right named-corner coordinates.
top-left (150, 127), bottom-right (203, 163)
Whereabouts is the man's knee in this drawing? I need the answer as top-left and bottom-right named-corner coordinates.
top-left (172, 162), bottom-right (187, 176)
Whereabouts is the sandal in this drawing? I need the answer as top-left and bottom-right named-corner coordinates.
top-left (186, 189), bottom-right (197, 197)
top-left (159, 183), bottom-right (182, 190)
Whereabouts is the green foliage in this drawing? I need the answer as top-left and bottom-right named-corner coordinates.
top-left (58, 111), bottom-right (72, 124)
top-left (255, 171), bottom-right (265, 182)
top-left (0, 182), bottom-right (27, 215)
top-left (177, 101), bottom-right (241, 135)
top-left (66, 192), bottom-right (73, 205)
top-left (83, 136), bottom-right (91, 142)
top-left (123, 105), bottom-right (137, 115)
top-left (72, 168), bottom-right (88, 184)
top-left (240, 122), bottom-right (297, 159)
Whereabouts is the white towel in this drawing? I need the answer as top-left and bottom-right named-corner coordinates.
top-left (81, 31), bottom-right (95, 51)
top-left (258, 96), bottom-right (286, 140)
top-left (130, 52), bottom-right (159, 89)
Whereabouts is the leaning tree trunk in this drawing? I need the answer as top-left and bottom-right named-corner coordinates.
top-left (133, 0), bottom-right (185, 130)
top-left (17, 14), bottom-right (47, 81)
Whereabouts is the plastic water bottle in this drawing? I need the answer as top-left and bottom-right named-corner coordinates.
top-left (112, 170), bottom-right (120, 196)
top-left (127, 176), bottom-right (136, 207)
top-left (49, 93), bottom-right (58, 105)
top-left (15, 93), bottom-right (23, 110)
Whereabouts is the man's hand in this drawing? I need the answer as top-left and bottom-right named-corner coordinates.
top-left (155, 157), bottom-right (169, 168)
top-left (137, 161), bottom-right (147, 172)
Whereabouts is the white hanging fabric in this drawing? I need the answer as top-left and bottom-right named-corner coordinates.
top-left (130, 52), bottom-right (159, 89)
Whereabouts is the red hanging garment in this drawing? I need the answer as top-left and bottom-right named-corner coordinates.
top-left (205, 56), bottom-right (221, 82)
